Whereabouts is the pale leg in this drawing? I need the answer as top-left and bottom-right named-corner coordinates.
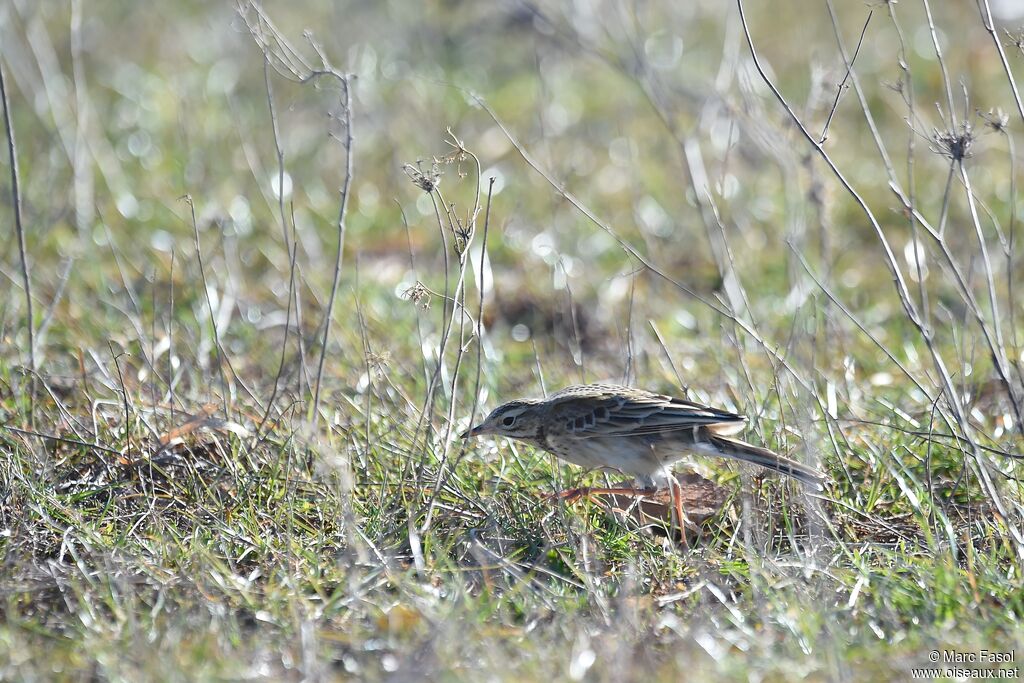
top-left (669, 478), bottom-right (690, 547)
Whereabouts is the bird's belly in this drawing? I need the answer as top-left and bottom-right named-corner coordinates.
top-left (546, 437), bottom-right (668, 480)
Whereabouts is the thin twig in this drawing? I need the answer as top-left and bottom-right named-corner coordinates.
top-left (977, 0), bottom-right (1024, 125)
top-left (921, 0), bottom-right (957, 125)
top-left (184, 195), bottom-right (231, 416)
top-left (109, 342), bottom-right (131, 458)
top-left (168, 250), bottom-right (176, 416)
top-left (820, 9), bottom-right (873, 144)
top-left (0, 63), bottom-right (36, 401)
top-left (959, 158), bottom-right (1023, 427)
top-left (35, 256), bottom-right (74, 346)
top-left (648, 320), bottom-right (686, 392)
top-left (257, 237), bottom-right (299, 437)
top-left (311, 73), bottom-right (354, 426)
top-left (264, 57), bottom-right (311, 398)
top-left (470, 178), bottom-right (496, 435)
top-left (1, 423), bottom-right (120, 456)
top-left (1005, 132), bottom-right (1020, 372)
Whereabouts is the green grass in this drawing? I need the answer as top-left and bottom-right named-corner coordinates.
top-left (3, 1), bottom-right (1024, 680)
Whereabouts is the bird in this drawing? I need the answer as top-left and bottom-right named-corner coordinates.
top-left (461, 383), bottom-right (824, 527)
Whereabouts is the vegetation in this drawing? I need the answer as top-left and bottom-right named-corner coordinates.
top-left (2, 1), bottom-right (1024, 680)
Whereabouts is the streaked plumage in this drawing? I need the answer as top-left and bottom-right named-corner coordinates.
top-left (462, 383), bottom-right (824, 490)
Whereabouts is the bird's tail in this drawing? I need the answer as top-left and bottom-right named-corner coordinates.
top-left (706, 434), bottom-right (824, 488)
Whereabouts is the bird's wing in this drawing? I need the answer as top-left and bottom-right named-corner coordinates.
top-left (549, 389), bottom-right (746, 438)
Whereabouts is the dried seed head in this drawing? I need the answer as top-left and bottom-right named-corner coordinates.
top-left (402, 160), bottom-right (442, 193)
top-left (980, 107), bottom-right (1009, 135)
top-left (402, 282), bottom-right (431, 309)
top-left (1006, 27), bottom-right (1024, 56)
top-left (930, 121), bottom-right (975, 161)
top-left (442, 128), bottom-right (469, 163)
top-left (883, 79), bottom-right (904, 96)
top-left (365, 351), bottom-right (390, 374)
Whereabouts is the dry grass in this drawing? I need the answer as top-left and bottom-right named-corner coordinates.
top-left (2, 1), bottom-right (1024, 680)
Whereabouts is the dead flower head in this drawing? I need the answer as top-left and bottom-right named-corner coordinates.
top-left (365, 351), bottom-right (390, 375)
top-left (979, 107), bottom-right (1009, 135)
top-left (402, 281), bottom-right (431, 309)
top-left (403, 160), bottom-right (442, 193)
top-left (1006, 27), bottom-right (1024, 56)
top-left (930, 120), bottom-right (975, 162)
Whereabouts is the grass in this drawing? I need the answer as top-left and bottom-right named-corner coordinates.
top-left (3, 0), bottom-right (1024, 680)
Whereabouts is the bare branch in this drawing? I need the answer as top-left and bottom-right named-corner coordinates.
top-left (819, 9), bottom-right (873, 144)
top-left (0, 62), bottom-right (35, 384)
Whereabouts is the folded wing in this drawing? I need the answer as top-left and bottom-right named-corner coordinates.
top-left (549, 385), bottom-right (746, 438)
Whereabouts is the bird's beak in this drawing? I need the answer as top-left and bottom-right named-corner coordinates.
top-left (460, 424), bottom-right (483, 439)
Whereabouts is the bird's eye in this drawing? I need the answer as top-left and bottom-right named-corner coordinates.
top-left (502, 415), bottom-right (516, 427)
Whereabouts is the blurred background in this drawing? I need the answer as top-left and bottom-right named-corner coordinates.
top-left (2, 1), bottom-right (1023, 411)
top-left (3, 0), bottom-right (1024, 679)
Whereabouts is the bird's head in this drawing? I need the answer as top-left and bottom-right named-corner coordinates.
top-left (460, 399), bottom-right (544, 442)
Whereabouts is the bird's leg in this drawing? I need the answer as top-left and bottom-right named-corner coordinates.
top-left (669, 478), bottom-right (690, 548)
top-left (544, 487), bottom-right (589, 503)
